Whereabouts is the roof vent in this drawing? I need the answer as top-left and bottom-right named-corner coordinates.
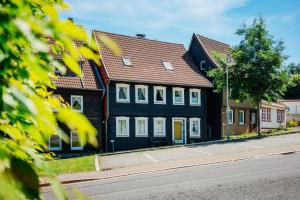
top-left (136, 34), bottom-right (146, 39)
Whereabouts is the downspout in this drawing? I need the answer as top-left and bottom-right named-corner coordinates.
top-left (106, 80), bottom-right (110, 152)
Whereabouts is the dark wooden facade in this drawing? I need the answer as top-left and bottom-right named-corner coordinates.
top-left (102, 81), bottom-right (208, 152)
top-left (52, 88), bottom-right (104, 153)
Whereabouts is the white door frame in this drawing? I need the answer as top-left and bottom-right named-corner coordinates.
top-left (172, 118), bottom-right (187, 144)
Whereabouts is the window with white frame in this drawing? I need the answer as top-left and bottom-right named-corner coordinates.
top-left (190, 89), bottom-right (201, 106)
top-left (71, 95), bottom-right (83, 113)
top-left (135, 85), bottom-right (148, 103)
top-left (239, 110), bottom-right (245, 125)
top-left (229, 109), bottom-right (234, 124)
top-left (173, 87), bottom-right (184, 105)
top-left (116, 117), bottom-right (129, 137)
top-left (49, 135), bottom-right (62, 151)
top-left (154, 86), bottom-right (166, 104)
top-left (153, 117), bottom-right (166, 137)
top-left (135, 117), bottom-right (148, 137)
top-left (116, 83), bottom-right (130, 103)
top-left (162, 61), bottom-right (173, 70)
top-left (190, 118), bottom-right (201, 138)
top-left (71, 131), bottom-right (83, 150)
top-left (122, 57), bottom-right (132, 66)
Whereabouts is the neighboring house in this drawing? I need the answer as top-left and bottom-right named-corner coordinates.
top-left (279, 100), bottom-right (300, 123)
top-left (92, 31), bottom-right (212, 152)
top-left (260, 101), bottom-right (287, 129)
top-left (188, 33), bottom-right (257, 137)
top-left (46, 36), bottom-right (105, 152)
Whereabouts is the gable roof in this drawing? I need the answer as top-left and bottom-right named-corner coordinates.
top-left (262, 100), bottom-right (288, 109)
top-left (194, 34), bottom-right (230, 68)
top-left (44, 36), bottom-right (103, 90)
top-left (93, 30), bottom-right (212, 88)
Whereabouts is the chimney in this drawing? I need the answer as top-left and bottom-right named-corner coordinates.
top-left (136, 34), bottom-right (146, 39)
top-left (67, 17), bottom-right (74, 22)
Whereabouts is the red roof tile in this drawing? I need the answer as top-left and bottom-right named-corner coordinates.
top-left (93, 30), bottom-right (212, 88)
top-left (196, 34), bottom-right (230, 67)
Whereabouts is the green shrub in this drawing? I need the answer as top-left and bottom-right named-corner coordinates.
top-left (288, 120), bottom-right (299, 127)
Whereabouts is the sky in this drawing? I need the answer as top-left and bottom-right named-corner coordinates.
top-left (61, 0), bottom-right (300, 64)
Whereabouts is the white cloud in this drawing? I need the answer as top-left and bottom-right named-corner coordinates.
top-left (62, 0), bottom-right (247, 36)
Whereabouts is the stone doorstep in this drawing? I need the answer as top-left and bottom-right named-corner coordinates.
top-left (40, 143), bottom-right (300, 187)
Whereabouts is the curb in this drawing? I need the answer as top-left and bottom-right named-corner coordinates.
top-left (40, 149), bottom-right (299, 188)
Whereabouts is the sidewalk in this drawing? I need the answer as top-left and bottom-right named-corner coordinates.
top-left (41, 132), bottom-right (300, 187)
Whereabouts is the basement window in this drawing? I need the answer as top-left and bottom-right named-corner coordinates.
top-left (122, 57), bottom-right (132, 66)
top-left (162, 61), bottom-right (173, 70)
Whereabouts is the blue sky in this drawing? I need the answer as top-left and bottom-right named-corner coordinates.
top-left (61, 0), bottom-right (300, 64)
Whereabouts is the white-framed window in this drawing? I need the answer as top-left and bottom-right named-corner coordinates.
top-left (116, 117), bottom-right (129, 137)
top-left (190, 118), bottom-right (201, 138)
top-left (135, 85), bottom-right (148, 104)
top-left (229, 109), bottom-right (234, 124)
top-left (153, 117), bottom-right (166, 137)
top-left (190, 89), bottom-right (201, 106)
top-left (49, 135), bottom-right (62, 151)
top-left (71, 131), bottom-right (83, 150)
top-left (116, 83), bottom-right (130, 103)
top-left (239, 110), bottom-right (245, 125)
top-left (154, 86), bottom-right (166, 104)
top-left (173, 87), bottom-right (184, 105)
top-left (135, 117), bottom-right (148, 137)
top-left (122, 57), bottom-right (132, 66)
top-left (71, 95), bottom-right (83, 113)
top-left (162, 61), bottom-right (173, 70)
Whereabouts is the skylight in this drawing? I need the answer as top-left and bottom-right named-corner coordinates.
top-left (162, 61), bottom-right (173, 70)
top-left (122, 57), bottom-right (132, 66)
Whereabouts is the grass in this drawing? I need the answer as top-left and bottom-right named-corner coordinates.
top-left (46, 155), bottom-right (95, 175)
top-left (228, 127), bottom-right (297, 140)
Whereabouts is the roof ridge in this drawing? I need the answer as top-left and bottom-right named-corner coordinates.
top-left (196, 34), bottom-right (230, 47)
top-left (92, 29), bottom-right (184, 46)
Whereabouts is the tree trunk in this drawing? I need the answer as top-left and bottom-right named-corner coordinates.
top-left (256, 103), bottom-right (261, 136)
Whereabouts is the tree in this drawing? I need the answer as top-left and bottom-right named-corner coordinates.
top-left (208, 17), bottom-right (289, 135)
top-left (0, 0), bottom-right (119, 199)
top-left (287, 63), bottom-right (300, 75)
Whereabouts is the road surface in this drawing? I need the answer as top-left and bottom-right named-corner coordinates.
top-left (43, 152), bottom-right (300, 200)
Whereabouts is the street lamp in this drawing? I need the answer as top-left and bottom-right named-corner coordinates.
top-left (226, 54), bottom-right (232, 141)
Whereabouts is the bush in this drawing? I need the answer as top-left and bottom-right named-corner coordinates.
top-left (288, 120), bottom-right (299, 127)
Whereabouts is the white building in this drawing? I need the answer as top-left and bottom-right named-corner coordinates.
top-left (260, 101), bottom-right (287, 129)
top-left (279, 100), bottom-right (300, 123)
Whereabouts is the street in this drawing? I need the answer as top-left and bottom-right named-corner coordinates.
top-left (43, 151), bottom-right (300, 200)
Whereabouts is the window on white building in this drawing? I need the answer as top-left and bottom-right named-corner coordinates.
top-left (116, 83), bottom-right (130, 103)
top-left (135, 117), bottom-right (148, 137)
top-left (153, 117), bottom-right (166, 137)
top-left (190, 118), bottom-right (201, 138)
top-left (116, 117), bottom-right (129, 137)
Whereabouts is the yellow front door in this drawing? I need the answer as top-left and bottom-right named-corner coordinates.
top-left (174, 121), bottom-right (182, 141)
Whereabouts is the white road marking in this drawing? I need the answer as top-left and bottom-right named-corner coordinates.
top-left (143, 152), bottom-right (158, 162)
top-left (238, 143), bottom-right (264, 149)
top-left (95, 155), bottom-right (100, 171)
top-left (191, 148), bottom-right (214, 156)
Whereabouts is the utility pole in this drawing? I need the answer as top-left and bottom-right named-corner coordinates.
top-left (226, 54), bottom-right (232, 141)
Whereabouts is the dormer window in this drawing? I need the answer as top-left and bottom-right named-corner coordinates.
top-left (162, 61), bottom-right (173, 70)
top-left (122, 57), bottom-right (132, 66)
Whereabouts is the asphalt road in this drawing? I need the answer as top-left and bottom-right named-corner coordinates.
top-left (43, 152), bottom-right (300, 200)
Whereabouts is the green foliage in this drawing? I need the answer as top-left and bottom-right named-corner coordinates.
top-left (0, 0), bottom-right (117, 199)
top-left (287, 120), bottom-right (299, 127)
top-left (287, 63), bottom-right (300, 75)
top-left (208, 17), bottom-right (289, 133)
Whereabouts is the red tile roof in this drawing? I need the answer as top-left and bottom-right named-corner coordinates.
top-left (45, 37), bottom-right (101, 90)
top-left (195, 34), bottom-right (230, 67)
top-left (93, 30), bottom-right (212, 88)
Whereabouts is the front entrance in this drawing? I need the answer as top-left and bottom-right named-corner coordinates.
top-left (172, 118), bottom-right (186, 144)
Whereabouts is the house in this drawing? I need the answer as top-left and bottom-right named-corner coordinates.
top-left (188, 33), bottom-right (257, 138)
top-left (279, 99), bottom-right (300, 124)
top-left (260, 101), bottom-right (287, 129)
top-left (91, 31), bottom-right (212, 152)
top-left (46, 36), bottom-right (105, 152)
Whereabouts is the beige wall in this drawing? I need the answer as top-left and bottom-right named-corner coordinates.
top-left (287, 114), bottom-right (300, 123)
